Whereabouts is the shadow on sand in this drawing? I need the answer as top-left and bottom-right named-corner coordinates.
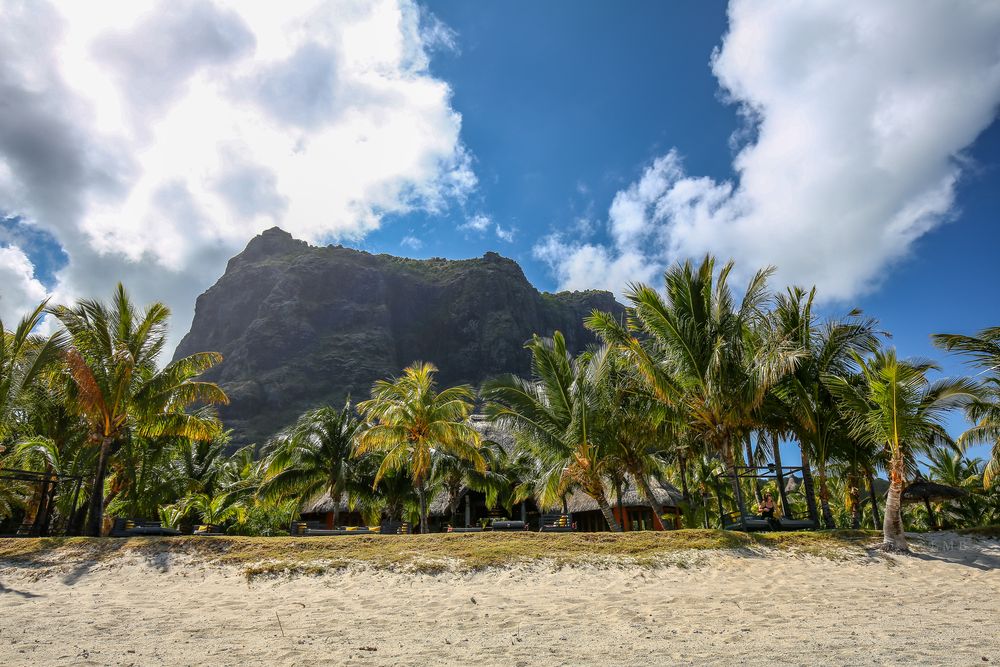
top-left (908, 535), bottom-right (1000, 571)
top-left (0, 581), bottom-right (43, 598)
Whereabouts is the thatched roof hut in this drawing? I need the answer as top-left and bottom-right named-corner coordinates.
top-left (561, 478), bottom-right (683, 513)
top-left (902, 474), bottom-right (968, 530)
top-left (902, 476), bottom-right (968, 504)
top-left (301, 493), bottom-right (350, 515)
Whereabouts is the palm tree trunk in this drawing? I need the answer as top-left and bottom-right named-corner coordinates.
top-left (799, 445), bottom-right (820, 525)
top-left (881, 452), bottom-right (908, 552)
top-left (29, 479), bottom-right (50, 535)
top-left (745, 436), bottom-right (761, 503)
top-left (417, 484), bottom-right (429, 535)
top-left (867, 471), bottom-right (882, 527)
top-left (28, 464), bottom-right (54, 535)
top-left (40, 478), bottom-right (58, 536)
top-left (331, 492), bottom-right (341, 529)
top-left (772, 433), bottom-right (792, 519)
top-left (614, 478), bottom-right (625, 531)
top-left (68, 485), bottom-right (88, 536)
top-left (448, 484), bottom-right (461, 527)
top-left (817, 462), bottom-right (836, 528)
top-left (722, 438), bottom-right (746, 521)
top-left (86, 437), bottom-right (115, 537)
top-left (678, 454), bottom-right (691, 503)
top-left (923, 497), bottom-right (938, 531)
top-left (596, 494), bottom-right (622, 532)
top-left (633, 471), bottom-right (669, 530)
top-left (847, 471), bottom-right (861, 530)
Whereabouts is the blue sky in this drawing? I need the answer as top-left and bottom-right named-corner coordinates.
top-left (1, 1), bottom-right (998, 462)
top-left (363, 2), bottom-right (1000, 461)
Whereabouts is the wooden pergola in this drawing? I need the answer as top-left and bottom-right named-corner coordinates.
top-left (715, 463), bottom-right (812, 531)
top-left (0, 467), bottom-right (84, 536)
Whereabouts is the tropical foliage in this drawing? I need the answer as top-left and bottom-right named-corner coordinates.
top-left (1, 259), bottom-right (997, 543)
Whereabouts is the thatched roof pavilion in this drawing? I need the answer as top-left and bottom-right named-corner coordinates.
top-left (903, 474), bottom-right (968, 530)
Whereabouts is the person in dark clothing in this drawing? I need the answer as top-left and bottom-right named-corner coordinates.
top-left (758, 492), bottom-right (776, 519)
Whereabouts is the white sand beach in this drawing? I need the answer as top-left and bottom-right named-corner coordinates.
top-left (1, 533), bottom-right (999, 667)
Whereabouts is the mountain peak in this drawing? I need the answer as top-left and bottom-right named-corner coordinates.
top-left (176, 233), bottom-right (624, 444)
top-left (238, 227), bottom-right (308, 262)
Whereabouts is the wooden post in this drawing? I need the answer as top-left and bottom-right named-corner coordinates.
top-left (868, 472), bottom-right (882, 527)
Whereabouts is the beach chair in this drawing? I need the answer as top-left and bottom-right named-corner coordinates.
top-left (490, 520), bottom-right (527, 531)
top-left (193, 524), bottom-right (225, 536)
top-left (291, 521), bottom-right (373, 536)
top-left (379, 521), bottom-right (410, 535)
top-left (110, 518), bottom-right (182, 537)
top-left (538, 514), bottom-right (574, 532)
top-left (776, 517), bottom-right (817, 530)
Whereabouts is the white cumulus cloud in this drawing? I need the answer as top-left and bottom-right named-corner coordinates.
top-left (0, 245), bottom-right (48, 326)
top-left (0, 0), bottom-right (474, 352)
top-left (537, 0), bottom-right (1000, 300)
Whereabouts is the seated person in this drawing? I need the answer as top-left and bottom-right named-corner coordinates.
top-left (758, 493), bottom-right (776, 519)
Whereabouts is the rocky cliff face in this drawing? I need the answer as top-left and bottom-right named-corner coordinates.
top-left (174, 228), bottom-right (624, 444)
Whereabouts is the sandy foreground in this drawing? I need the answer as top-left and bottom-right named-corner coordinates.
top-left (1, 532), bottom-right (999, 666)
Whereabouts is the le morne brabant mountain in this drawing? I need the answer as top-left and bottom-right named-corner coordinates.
top-left (174, 228), bottom-right (625, 445)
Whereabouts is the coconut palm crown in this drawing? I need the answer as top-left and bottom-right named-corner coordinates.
top-left (355, 361), bottom-right (483, 534)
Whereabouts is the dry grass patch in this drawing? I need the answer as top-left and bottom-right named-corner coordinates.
top-left (0, 529), bottom-right (882, 578)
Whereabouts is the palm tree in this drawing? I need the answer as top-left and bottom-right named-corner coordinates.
top-left (592, 345), bottom-right (675, 529)
top-left (356, 362), bottom-right (483, 534)
top-left (767, 287), bottom-right (881, 527)
top-left (430, 447), bottom-right (477, 526)
top-left (168, 433), bottom-right (231, 497)
top-left (351, 457), bottom-right (420, 526)
top-left (180, 490), bottom-right (241, 527)
top-left (0, 300), bottom-right (63, 441)
top-left (484, 333), bottom-right (622, 531)
top-left (50, 284), bottom-right (228, 536)
top-left (932, 327), bottom-right (1000, 488)
top-left (588, 255), bottom-right (791, 518)
top-left (260, 401), bottom-right (366, 528)
top-left (826, 348), bottom-right (977, 551)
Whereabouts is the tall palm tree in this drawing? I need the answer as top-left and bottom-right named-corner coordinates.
top-left (932, 327), bottom-right (1000, 488)
top-left (260, 401), bottom-right (366, 528)
top-left (768, 286), bottom-right (881, 527)
top-left (50, 284), bottom-right (228, 536)
top-left (356, 362), bottom-right (483, 534)
top-left (826, 348), bottom-right (977, 551)
top-left (484, 333), bottom-right (622, 531)
top-left (588, 255), bottom-right (791, 517)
